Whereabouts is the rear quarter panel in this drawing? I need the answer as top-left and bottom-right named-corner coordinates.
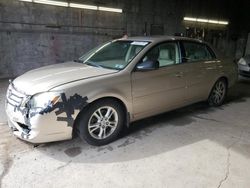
top-left (217, 58), bottom-right (238, 88)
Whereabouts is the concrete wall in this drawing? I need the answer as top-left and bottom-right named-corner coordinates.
top-left (0, 0), bottom-right (247, 78)
top-left (0, 0), bottom-right (125, 78)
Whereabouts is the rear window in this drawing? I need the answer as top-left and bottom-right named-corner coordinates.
top-left (183, 42), bottom-right (215, 62)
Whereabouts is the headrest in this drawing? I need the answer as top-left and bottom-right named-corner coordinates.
top-left (147, 48), bottom-right (159, 60)
top-left (194, 49), bottom-right (206, 59)
top-left (159, 49), bottom-right (170, 59)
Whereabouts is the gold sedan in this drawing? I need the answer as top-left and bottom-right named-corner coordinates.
top-left (5, 36), bottom-right (238, 145)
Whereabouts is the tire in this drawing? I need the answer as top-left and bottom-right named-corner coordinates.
top-left (208, 78), bottom-right (227, 107)
top-left (77, 99), bottom-right (125, 146)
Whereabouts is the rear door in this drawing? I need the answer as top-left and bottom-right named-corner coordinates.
top-left (180, 41), bottom-right (219, 102)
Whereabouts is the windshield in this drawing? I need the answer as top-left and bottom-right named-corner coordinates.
top-left (79, 40), bottom-right (150, 70)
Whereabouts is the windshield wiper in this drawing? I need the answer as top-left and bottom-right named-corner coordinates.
top-left (85, 61), bottom-right (104, 68)
top-left (74, 59), bottom-right (83, 63)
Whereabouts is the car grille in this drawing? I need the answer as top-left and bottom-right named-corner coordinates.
top-left (6, 84), bottom-right (27, 107)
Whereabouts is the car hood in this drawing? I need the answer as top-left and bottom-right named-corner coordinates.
top-left (13, 62), bottom-right (117, 95)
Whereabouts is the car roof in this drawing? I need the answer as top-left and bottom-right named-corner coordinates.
top-left (120, 36), bottom-right (204, 44)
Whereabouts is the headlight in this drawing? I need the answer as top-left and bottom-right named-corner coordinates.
top-left (238, 58), bottom-right (247, 66)
top-left (28, 92), bottom-right (61, 114)
top-left (21, 96), bottom-right (31, 108)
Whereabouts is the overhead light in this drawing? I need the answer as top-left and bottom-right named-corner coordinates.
top-left (184, 17), bottom-right (197, 22)
top-left (69, 3), bottom-right (98, 10)
top-left (33, 0), bottom-right (68, 7)
top-left (18, 0), bottom-right (123, 13)
top-left (197, 18), bottom-right (208, 23)
top-left (184, 17), bottom-right (229, 25)
top-left (98, 6), bottom-right (122, 13)
top-left (218, 21), bottom-right (229, 25)
top-left (19, 0), bottom-right (33, 2)
top-left (208, 20), bottom-right (219, 24)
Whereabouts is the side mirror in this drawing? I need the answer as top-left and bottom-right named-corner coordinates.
top-left (136, 60), bottom-right (159, 71)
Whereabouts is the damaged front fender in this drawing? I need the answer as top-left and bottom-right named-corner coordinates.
top-left (6, 90), bottom-right (90, 143)
top-left (28, 92), bottom-right (89, 127)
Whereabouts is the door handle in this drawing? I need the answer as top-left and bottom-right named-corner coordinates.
top-left (175, 72), bottom-right (184, 78)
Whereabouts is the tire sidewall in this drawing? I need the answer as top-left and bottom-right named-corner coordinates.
top-left (208, 79), bottom-right (227, 106)
top-left (77, 99), bottom-right (124, 146)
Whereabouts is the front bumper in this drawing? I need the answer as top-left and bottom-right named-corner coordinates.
top-left (6, 105), bottom-right (73, 143)
top-left (5, 87), bottom-right (73, 143)
top-left (238, 64), bottom-right (250, 77)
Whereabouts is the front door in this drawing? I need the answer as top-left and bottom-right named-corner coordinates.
top-left (131, 41), bottom-right (187, 120)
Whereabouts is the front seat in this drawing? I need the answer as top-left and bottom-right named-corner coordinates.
top-left (142, 47), bottom-right (160, 69)
top-left (193, 48), bottom-right (207, 60)
top-left (158, 49), bottom-right (174, 67)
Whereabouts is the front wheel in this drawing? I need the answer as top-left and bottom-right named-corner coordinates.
top-left (77, 99), bottom-right (125, 146)
top-left (208, 78), bottom-right (227, 106)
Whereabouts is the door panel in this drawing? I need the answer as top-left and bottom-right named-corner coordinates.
top-left (131, 64), bottom-right (188, 119)
top-left (181, 41), bottom-right (219, 102)
top-left (186, 61), bottom-right (217, 101)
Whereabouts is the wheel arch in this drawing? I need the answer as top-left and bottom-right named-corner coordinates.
top-left (72, 96), bottom-right (130, 137)
top-left (209, 76), bottom-right (229, 94)
top-left (207, 76), bottom-right (228, 105)
top-left (217, 76), bottom-right (229, 87)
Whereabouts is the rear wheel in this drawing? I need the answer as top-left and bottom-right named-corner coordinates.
top-left (77, 99), bottom-right (124, 146)
top-left (208, 78), bottom-right (227, 106)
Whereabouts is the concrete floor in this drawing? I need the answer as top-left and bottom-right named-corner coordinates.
top-left (0, 78), bottom-right (250, 188)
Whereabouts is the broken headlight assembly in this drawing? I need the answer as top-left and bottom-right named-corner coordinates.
top-left (27, 92), bottom-right (61, 115)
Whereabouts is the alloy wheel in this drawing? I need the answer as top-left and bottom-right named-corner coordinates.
top-left (87, 106), bottom-right (118, 140)
top-left (209, 80), bottom-right (226, 105)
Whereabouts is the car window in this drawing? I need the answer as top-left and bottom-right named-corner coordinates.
top-left (183, 42), bottom-right (213, 62)
top-left (142, 42), bottom-right (180, 67)
top-left (90, 42), bottom-right (129, 62)
top-left (79, 41), bottom-right (150, 70)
